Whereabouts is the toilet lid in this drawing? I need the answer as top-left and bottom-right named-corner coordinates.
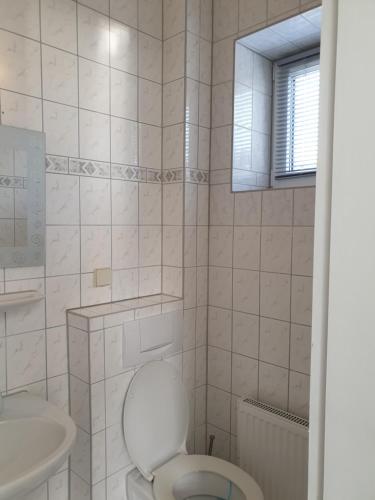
top-left (123, 361), bottom-right (189, 481)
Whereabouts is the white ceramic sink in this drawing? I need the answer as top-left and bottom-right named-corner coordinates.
top-left (0, 392), bottom-right (77, 500)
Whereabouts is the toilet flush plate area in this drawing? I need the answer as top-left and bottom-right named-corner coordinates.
top-left (123, 310), bottom-right (183, 369)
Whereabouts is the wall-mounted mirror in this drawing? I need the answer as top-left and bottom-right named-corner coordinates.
top-left (232, 7), bottom-right (321, 192)
top-left (0, 125), bottom-right (45, 267)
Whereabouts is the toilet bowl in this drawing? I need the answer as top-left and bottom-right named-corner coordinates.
top-left (123, 360), bottom-right (263, 500)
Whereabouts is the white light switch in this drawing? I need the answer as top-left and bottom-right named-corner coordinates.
top-left (94, 268), bottom-right (112, 287)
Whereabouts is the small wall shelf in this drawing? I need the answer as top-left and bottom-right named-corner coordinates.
top-left (0, 290), bottom-right (44, 311)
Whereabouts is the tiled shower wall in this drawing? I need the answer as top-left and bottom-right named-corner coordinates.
top-left (207, 0), bottom-right (320, 463)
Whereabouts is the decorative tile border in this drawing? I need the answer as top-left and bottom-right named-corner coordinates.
top-left (69, 158), bottom-right (110, 178)
top-left (46, 155), bottom-right (69, 174)
top-left (162, 168), bottom-right (184, 183)
top-left (147, 169), bottom-right (162, 183)
top-left (45, 156), bottom-right (208, 185)
top-left (185, 168), bottom-right (209, 184)
top-left (112, 164), bottom-right (147, 182)
top-left (0, 175), bottom-right (25, 188)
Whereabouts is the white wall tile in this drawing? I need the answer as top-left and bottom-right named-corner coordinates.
top-left (42, 46), bottom-right (78, 106)
top-left (139, 125), bottom-right (161, 169)
top-left (0, 0), bottom-right (40, 40)
top-left (290, 323), bottom-right (311, 375)
top-left (259, 317), bottom-right (290, 368)
top-left (292, 226), bottom-right (314, 276)
top-left (210, 184), bottom-right (234, 226)
top-left (163, 0), bottom-right (185, 39)
top-left (138, 79), bottom-right (162, 126)
top-left (233, 227), bottom-right (260, 270)
top-left (0, 30), bottom-right (41, 97)
top-left (81, 226), bottom-right (111, 273)
top-left (233, 269), bottom-right (259, 315)
top-left (106, 423), bottom-right (132, 474)
top-left (110, 20), bottom-right (137, 73)
top-left (105, 371), bottom-right (134, 426)
top-left (111, 116), bottom-right (138, 165)
top-left (139, 34), bottom-right (162, 84)
top-left (163, 79), bottom-right (185, 126)
top-left (209, 227), bottom-right (233, 268)
top-left (46, 174), bottom-right (79, 225)
top-left (261, 227), bottom-right (292, 274)
top-left (262, 189), bottom-right (293, 226)
top-left (111, 180), bottom-right (138, 225)
top-left (46, 226), bottom-right (80, 276)
top-left (41, 0), bottom-right (77, 53)
top-left (78, 5), bottom-right (109, 65)
top-left (104, 325), bottom-right (123, 378)
top-left (209, 267), bottom-right (232, 309)
top-left (260, 272), bottom-right (291, 321)
top-left (259, 362), bottom-right (288, 410)
top-left (207, 346), bottom-right (231, 392)
top-left (80, 177), bottom-right (111, 225)
top-left (293, 188), bottom-right (315, 226)
top-left (7, 330), bottom-right (46, 389)
top-left (43, 101), bottom-right (79, 157)
top-left (46, 326), bottom-right (68, 378)
top-left (163, 32), bottom-right (185, 83)
top-left (79, 109), bottom-right (110, 162)
top-left (207, 385), bottom-right (231, 431)
top-left (291, 275), bottom-right (313, 326)
top-left (46, 275), bottom-right (80, 327)
top-left (139, 266), bottom-right (161, 295)
top-left (0, 91), bottom-right (42, 132)
top-left (79, 58), bottom-right (110, 114)
top-left (110, 0), bottom-right (137, 27)
top-left (213, 0), bottom-right (238, 41)
top-left (5, 278), bottom-right (45, 335)
top-left (288, 371), bottom-right (310, 418)
top-left (231, 353), bottom-right (258, 397)
top-left (238, 0), bottom-right (267, 31)
top-left (110, 69), bottom-right (137, 120)
top-left (139, 227), bottom-right (161, 267)
top-left (139, 183), bottom-right (161, 225)
top-left (139, 0), bottom-right (162, 39)
top-left (81, 0), bottom-right (109, 14)
top-left (112, 226), bottom-right (138, 269)
top-left (268, 0), bottom-right (299, 20)
top-left (232, 311), bottom-right (259, 358)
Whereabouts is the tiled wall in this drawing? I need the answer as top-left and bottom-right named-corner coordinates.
top-left (162, 0), bottom-right (212, 455)
top-left (233, 43), bottom-right (272, 190)
top-left (0, 0), bottom-right (321, 493)
top-left (67, 295), bottom-right (184, 500)
top-left (0, 0), bottom-right (163, 498)
top-left (207, 0), bottom-right (320, 463)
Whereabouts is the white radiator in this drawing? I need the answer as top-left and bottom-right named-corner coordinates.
top-left (238, 398), bottom-right (309, 500)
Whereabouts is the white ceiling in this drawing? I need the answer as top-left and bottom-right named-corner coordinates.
top-left (239, 7), bottom-right (321, 60)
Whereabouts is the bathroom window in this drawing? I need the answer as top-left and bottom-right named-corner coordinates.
top-left (272, 51), bottom-right (320, 187)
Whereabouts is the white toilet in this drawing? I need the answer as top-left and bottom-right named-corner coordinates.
top-left (123, 360), bottom-right (264, 500)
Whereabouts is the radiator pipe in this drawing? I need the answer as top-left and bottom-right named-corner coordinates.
top-left (208, 434), bottom-right (215, 456)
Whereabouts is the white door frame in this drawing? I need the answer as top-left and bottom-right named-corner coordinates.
top-left (308, 0), bottom-right (338, 498)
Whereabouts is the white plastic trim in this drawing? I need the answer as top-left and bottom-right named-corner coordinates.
top-left (0, 290), bottom-right (44, 311)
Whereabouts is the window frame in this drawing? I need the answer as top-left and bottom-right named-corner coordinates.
top-left (271, 47), bottom-right (320, 189)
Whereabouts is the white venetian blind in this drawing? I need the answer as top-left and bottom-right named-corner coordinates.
top-left (273, 53), bottom-right (320, 178)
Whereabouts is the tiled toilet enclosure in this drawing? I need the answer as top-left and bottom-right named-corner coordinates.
top-left (68, 295), bottom-right (184, 499)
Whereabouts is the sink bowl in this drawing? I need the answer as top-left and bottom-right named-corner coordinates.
top-left (0, 392), bottom-right (77, 500)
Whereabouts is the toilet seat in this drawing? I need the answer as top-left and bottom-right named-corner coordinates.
top-left (153, 454), bottom-right (263, 500)
top-left (123, 361), bottom-right (263, 500)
